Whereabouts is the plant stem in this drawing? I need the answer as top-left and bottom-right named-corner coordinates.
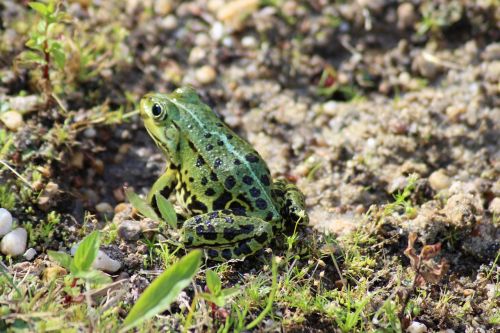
top-left (245, 257), bottom-right (279, 330)
top-left (183, 290), bottom-right (199, 333)
top-left (399, 259), bottom-right (422, 323)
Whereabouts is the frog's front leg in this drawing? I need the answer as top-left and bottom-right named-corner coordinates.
top-left (147, 165), bottom-right (178, 204)
top-left (148, 123), bottom-right (181, 209)
top-left (272, 179), bottom-right (308, 226)
top-left (180, 210), bottom-right (273, 261)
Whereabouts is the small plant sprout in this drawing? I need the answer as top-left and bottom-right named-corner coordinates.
top-left (19, 1), bottom-right (70, 102)
top-left (48, 231), bottom-right (112, 288)
top-left (200, 269), bottom-right (240, 319)
top-left (384, 174), bottom-right (418, 218)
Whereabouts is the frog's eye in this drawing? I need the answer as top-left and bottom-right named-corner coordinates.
top-left (151, 103), bottom-right (163, 118)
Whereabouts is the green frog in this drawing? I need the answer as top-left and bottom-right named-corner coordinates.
top-left (140, 87), bottom-right (308, 261)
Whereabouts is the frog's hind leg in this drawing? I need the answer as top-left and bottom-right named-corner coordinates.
top-left (180, 210), bottom-right (273, 261)
top-left (272, 179), bottom-right (308, 226)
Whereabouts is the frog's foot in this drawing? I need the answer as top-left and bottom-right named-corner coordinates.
top-left (272, 179), bottom-right (308, 226)
top-left (180, 210), bottom-right (273, 261)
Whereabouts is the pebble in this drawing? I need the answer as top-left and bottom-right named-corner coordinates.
top-left (140, 218), bottom-right (159, 239)
top-left (488, 197), bottom-right (500, 215)
top-left (188, 47), bottom-right (207, 65)
top-left (485, 283), bottom-right (496, 299)
top-left (1, 228), bottom-right (28, 257)
top-left (397, 3), bottom-right (416, 30)
top-left (406, 321), bottom-right (427, 333)
top-left (83, 127), bottom-right (97, 139)
top-left (117, 220), bottom-right (142, 241)
top-left (195, 65), bottom-right (217, 85)
top-left (412, 53), bottom-right (440, 79)
top-left (241, 35), bottom-right (257, 48)
top-left (322, 101), bottom-right (337, 115)
top-left (0, 208), bottom-right (13, 237)
top-left (217, 0), bottom-right (259, 27)
top-left (8, 95), bottom-right (39, 112)
top-left (70, 151), bottom-right (85, 169)
top-left (446, 104), bottom-right (466, 122)
top-left (23, 248), bottom-right (37, 261)
top-left (154, 0), bottom-right (173, 16)
top-left (96, 202), bottom-right (113, 214)
top-left (160, 15), bottom-right (177, 30)
top-left (92, 250), bottom-right (122, 273)
top-left (428, 170), bottom-right (451, 191)
top-left (481, 43), bottom-right (500, 61)
top-left (210, 21), bottom-right (225, 41)
top-left (444, 193), bottom-right (477, 228)
top-left (0, 111), bottom-right (24, 131)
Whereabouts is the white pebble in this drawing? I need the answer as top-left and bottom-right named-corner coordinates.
top-left (241, 35), bottom-right (257, 48)
top-left (0, 111), bottom-right (24, 131)
top-left (322, 101), bottom-right (337, 114)
top-left (92, 250), bottom-right (122, 273)
top-left (1, 228), bottom-right (28, 257)
top-left (0, 208), bottom-right (13, 237)
top-left (210, 21), bottom-right (225, 41)
top-left (23, 248), bottom-right (37, 261)
top-left (406, 321), bottom-right (427, 333)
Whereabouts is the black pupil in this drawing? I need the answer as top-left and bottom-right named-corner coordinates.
top-left (152, 104), bottom-right (162, 117)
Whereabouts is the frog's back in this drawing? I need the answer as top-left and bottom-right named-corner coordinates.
top-left (169, 88), bottom-right (279, 222)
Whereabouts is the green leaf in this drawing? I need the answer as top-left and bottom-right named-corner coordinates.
top-left (28, 2), bottom-right (48, 16)
top-left (51, 46), bottom-right (65, 69)
top-left (47, 0), bottom-right (56, 14)
top-left (19, 51), bottom-right (46, 64)
top-left (220, 287), bottom-right (240, 298)
top-left (199, 293), bottom-right (224, 307)
top-left (37, 20), bottom-right (46, 33)
top-left (155, 193), bottom-right (177, 229)
top-left (74, 270), bottom-right (112, 285)
top-left (125, 188), bottom-right (160, 222)
top-left (72, 231), bottom-right (100, 273)
top-left (122, 250), bottom-right (202, 331)
top-left (47, 250), bottom-right (72, 270)
top-left (206, 269), bottom-right (221, 295)
top-left (25, 38), bottom-right (44, 51)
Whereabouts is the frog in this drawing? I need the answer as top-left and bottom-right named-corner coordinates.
top-left (139, 86), bottom-right (308, 261)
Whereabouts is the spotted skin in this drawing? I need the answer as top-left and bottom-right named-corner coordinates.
top-left (140, 87), bottom-right (308, 261)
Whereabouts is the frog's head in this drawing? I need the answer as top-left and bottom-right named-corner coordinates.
top-left (140, 87), bottom-right (203, 147)
top-left (140, 92), bottom-right (176, 147)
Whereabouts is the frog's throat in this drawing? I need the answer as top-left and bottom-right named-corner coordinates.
top-left (144, 120), bottom-right (168, 153)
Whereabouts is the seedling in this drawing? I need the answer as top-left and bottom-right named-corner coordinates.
top-left (200, 269), bottom-right (240, 319)
top-left (48, 231), bottom-right (111, 288)
top-left (18, 1), bottom-right (70, 102)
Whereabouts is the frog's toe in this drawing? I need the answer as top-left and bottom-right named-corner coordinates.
top-left (275, 181), bottom-right (309, 226)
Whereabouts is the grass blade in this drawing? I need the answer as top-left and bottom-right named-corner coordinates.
top-left (121, 250), bottom-right (202, 331)
top-left (156, 193), bottom-right (177, 229)
top-left (125, 188), bottom-right (160, 221)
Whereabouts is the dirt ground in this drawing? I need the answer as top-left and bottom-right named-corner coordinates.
top-left (0, 1), bottom-right (499, 332)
